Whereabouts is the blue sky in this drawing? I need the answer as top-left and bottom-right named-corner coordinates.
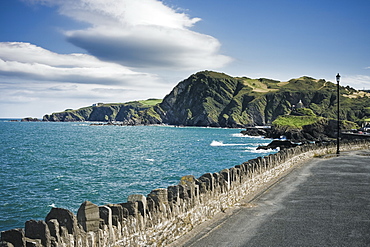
top-left (1, 0), bottom-right (369, 118)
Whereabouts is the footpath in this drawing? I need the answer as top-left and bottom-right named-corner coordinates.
top-left (178, 149), bottom-right (370, 247)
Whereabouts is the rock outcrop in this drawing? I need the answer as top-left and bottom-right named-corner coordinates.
top-left (257, 140), bottom-right (298, 150)
top-left (263, 118), bottom-right (357, 142)
top-left (21, 117), bottom-right (41, 122)
top-left (43, 100), bottom-right (162, 124)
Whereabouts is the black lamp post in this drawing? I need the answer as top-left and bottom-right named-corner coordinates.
top-left (336, 73), bottom-right (341, 155)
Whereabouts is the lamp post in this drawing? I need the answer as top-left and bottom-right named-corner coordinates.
top-left (336, 73), bottom-right (341, 155)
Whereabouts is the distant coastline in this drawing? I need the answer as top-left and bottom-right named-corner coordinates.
top-left (0, 118), bottom-right (22, 122)
top-left (1, 118), bottom-right (41, 122)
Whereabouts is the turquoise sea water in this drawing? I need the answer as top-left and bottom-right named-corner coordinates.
top-left (0, 120), bottom-right (276, 231)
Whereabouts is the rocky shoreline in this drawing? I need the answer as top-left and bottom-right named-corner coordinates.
top-left (240, 118), bottom-right (362, 150)
top-left (241, 117), bottom-right (370, 151)
top-left (241, 118), bottom-right (352, 143)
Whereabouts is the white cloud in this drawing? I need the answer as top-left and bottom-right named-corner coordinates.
top-left (59, 0), bottom-right (201, 29)
top-left (342, 75), bottom-right (370, 90)
top-left (0, 42), bottom-right (158, 85)
top-left (2, 0), bottom-right (233, 117)
top-left (66, 26), bottom-right (230, 69)
top-left (0, 75), bottom-right (169, 118)
top-left (0, 42), bottom-right (169, 117)
top-left (28, 0), bottom-right (200, 29)
top-left (28, 0), bottom-right (232, 70)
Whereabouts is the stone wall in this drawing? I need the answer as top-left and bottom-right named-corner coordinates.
top-left (1, 140), bottom-right (369, 247)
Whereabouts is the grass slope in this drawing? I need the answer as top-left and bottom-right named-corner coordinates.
top-left (273, 115), bottom-right (323, 129)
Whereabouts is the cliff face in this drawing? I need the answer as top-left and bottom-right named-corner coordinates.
top-left (43, 71), bottom-right (370, 127)
top-left (43, 100), bottom-right (162, 124)
top-left (153, 72), bottom-right (311, 127)
top-left (155, 71), bottom-right (251, 127)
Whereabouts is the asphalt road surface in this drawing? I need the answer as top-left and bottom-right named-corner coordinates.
top-left (180, 150), bottom-right (370, 247)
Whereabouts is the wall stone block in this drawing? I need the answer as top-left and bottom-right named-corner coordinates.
top-left (25, 220), bottom-right (51, 247)
top-left (106, 204), bottom-right (124, 227)
top-left (128, 194), bottom-right (147, 218)
top-left (77, 201), bottom-right (100, 232)
top-left (0, 229), bottom-right (25, 247)
top-left (45, 208), bottom-right (78, 236)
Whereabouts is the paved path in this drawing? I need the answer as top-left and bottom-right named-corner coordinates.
top-left (180, 150), bottom-right (370, 247)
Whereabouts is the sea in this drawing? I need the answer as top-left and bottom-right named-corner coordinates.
top-left (0, 120), bottom-right (276, 232)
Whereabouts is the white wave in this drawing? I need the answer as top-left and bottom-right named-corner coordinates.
top-left (231, 133), bottom-right (263, 138)
top-left (78, 124), bottom-right (91, 126)
top-left (210, 140), bottom-right (249, 147)
top-left (249, 142), bottom-right (273, 147)
top-left (231, 133), bottom-right (247, 137)
top-left (231, 133), bottom-right (268, 139)
top-left (210, 140), bottom-right (225, 146)
top-left (245, 135), bottom-right (266, 139)
top-left (146, 158), bottom-right (155, 162)
top-left (48, 203), bottom-right (56, 208)
top-left (244, 147), bottom-right (279, 153)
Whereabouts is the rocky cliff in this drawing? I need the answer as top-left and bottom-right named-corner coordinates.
top-left (43, 71), bottom-right (370, 127)
top-left (153, 71), bottom-right (251, 127)
top-left (43, 99), bottom-right (163, 124)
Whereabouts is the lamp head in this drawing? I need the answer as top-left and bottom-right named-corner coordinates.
top-left (336, 73), bottom-right (341, 83)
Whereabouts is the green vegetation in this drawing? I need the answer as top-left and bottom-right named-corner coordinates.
top-left (342, 120), bottom-right (359, 130)
top-left (43, 71), bottom-right (370, 128)
top-left (282, 77), bottom-right (335, 92)
top-left (138, 99), bottom-right (162, 107)
top-left (292, 108), bottom-right (316, 116)
top-left (195, 70), bottom-right (235, 80)
top-left (272, 115), bottom-right (323, 129)
top-left (240, 78), bottom-right (279, 94)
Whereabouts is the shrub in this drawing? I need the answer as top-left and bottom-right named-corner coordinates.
top-left (272, 115), bottom-right (322, 129)
top-left (291, 108), bottom-right (316, 117)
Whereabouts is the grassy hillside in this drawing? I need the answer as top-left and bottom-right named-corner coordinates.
top-left (43, 99), bottom-right (162, 122)
top-left (273, 115), bottom-right (323, 129)
top-left (43, 71), bottom-right (370, 127)
top-left (138, 99), bottom-right (163, 106)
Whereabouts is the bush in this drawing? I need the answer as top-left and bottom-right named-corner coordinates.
top-left (291, 108), bottom-right (316, 117)
top-left (272, 115), bottom-right (322, 129)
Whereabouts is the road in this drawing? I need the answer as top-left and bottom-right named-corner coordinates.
top-left (179, 150), bottom-right (370, 247)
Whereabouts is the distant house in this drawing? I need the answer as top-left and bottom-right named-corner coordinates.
top-left (92, 103), bottom-right (104, 107)
top-left (296, 100), bottom-right (304, 109)
top-left (292, 99), bottom-right (304, 110)
top-left (361, 123), bottom-right (370, 132)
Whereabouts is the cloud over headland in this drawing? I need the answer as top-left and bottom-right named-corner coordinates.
top-left (0, 42), bottom-right (156, 85)
top-left (0, 41), bottom-right (166, 117)
top-left (27, 0), bottom-right (232, 70)
top-left (4, 0), bottom-right (368, 118)
top-left (1, 0), bottom-right (232, 117)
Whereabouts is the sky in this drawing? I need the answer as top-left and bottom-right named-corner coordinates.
top-left (0, 0), bottom-right (369, 118)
